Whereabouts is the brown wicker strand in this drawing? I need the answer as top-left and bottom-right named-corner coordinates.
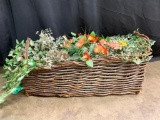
top-left (24, 38), bottom-right (31, 60)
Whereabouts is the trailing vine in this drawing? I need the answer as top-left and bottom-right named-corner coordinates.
top-left (0, 29), bottom-right (69, 104)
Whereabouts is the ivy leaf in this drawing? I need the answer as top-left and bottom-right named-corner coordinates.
top-left (73, 37), bottom-right (78, 42)
top-left (8, 50), bottom-right (14, 57)
top-left (36, 62), bottom-right (43, 67)
top-left (56, 39), bottom-right (60, 44)
top-left (150, 40), bottom-right (156, 46)
top-left (28, 59), bottom-right (35, 67)
top-left (30, 40), bottom-right (34, 46)
top-left (17, 76), bottom-right (25, 82)
top-left (89, 44), bottom-right (95, 53)
top-left (16, 56), bottom-right (22, 62)
top-left (90, 31), bottom-right (96, 37)
top-left (21, 40), bottom-right (24, 45)
top-left (2, 84), bottom-right (7, 89)
top-left (86, 60), bottom-right (93, 67)
top-left (148, 56), bottom-right (153, 61)
top-left (22, 60), bottom-right (28, 65)
top-left (7, 60), bottom-right (12, 66)
top-left (82, 47), bottom-right (88, 52)
top-left (106, 36), bottom-right (110, 42)
top-left (21, 67), bottom-right (28, 74)
top-left (5, 58), bottom-right (10, 64)
top-left (133, 59), bottom-right (142, 64)
top-left (78, 35), bottom-right (84, 39)
top-left (16, 39), bottom-right (19, 44)
top-left (71, 32), bottom-right (76, 37)
top-left (28, 47), bottom-right (32, 52)
top-left (2, 73), bottom-right (9, 78)
top-left (12, 67), bottom-right (18, 72)
top-left (72, 53), bottom-right (80, 60)
top-left (7, 66), bottom-right (12, 71)
top-left (3, 65), bottom-right (8, 70)
top-left (0, 98), bottom-right (6, 104)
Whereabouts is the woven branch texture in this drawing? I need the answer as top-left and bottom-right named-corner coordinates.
top-left (23, 57), bottom-right (147, 97)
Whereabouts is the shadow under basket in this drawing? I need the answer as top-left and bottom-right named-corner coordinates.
top-left (22, 57), bottom-right (147, 97)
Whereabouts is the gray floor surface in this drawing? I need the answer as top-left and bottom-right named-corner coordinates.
top-left (0, 57), bottom-right (160, 120)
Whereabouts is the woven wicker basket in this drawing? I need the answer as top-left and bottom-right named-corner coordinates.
top-left (23, 58), bottom-right (147, 97)
top-left (23, 32), bottom-right (149, 97)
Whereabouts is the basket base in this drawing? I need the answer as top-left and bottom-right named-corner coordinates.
top-left (24, 90), bottom-right (141, 97)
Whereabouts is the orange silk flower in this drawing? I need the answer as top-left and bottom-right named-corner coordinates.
top-left (69, 39), bottom-right (74, 43)
top-left (64, 39), bottom-right (73, 49)
top-left (82, 52), bottom-right (90, 60)
top-left (94, 44), bottom-right (107, 55)
top-left (78, 33), bottom-right (81, 36)
top-left (75, 39), bottom-right (85, 48)
top-left (88, 34), bottom-right (98, 42)
top-left (99, 39), bottom-right (107, 45)
top-left (64, 41), bottom-right (71, 48)
top-left (106, 42), bottom-right (120, 49)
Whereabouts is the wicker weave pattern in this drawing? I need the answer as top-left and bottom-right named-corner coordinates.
top-left (23, 58), bottom-right (147, 97)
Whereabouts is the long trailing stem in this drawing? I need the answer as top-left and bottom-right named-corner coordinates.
top-left (0, 65), bottom-right (34, 104)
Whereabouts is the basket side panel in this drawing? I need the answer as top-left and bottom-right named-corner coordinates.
top-left (23, 61), bottom-right (147, 97)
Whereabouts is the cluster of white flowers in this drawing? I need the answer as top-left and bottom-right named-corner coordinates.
top-left (35, 29), bottom-right (71, 68)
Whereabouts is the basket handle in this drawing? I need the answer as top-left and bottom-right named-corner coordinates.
top-left (24, 38), bottom-right (31, 60)
top-left (132, 31), bottom-right (150, 44)
top-left (133, 31), bottom-right (151, 52)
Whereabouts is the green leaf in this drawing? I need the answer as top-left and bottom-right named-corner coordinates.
top-left (0, 97), bottom-right (6, 104)
top-left (71, 32), bottom-right (76, 37)
top-left (28, 59), bottom-right (36, 67)
top-left (148, 56), bottom-right (153, 61)
top-left (36, 62), bottom-right (43, 67)
top-left (22, 60), bottom-right (28, 65)
top-left (16, 56), bottom-right (22, 62)
top-left (28, 47), bottom-right (32, 52)
top-left (90, 31), bottom-right (96, 37)
top-left (73, 37), bottom-right (78, 42)
top-left (78, 35), bottom-right (84, 39)
top-left (106, 36), bottom-right (110, 42)
top-left (133, 59), bottom-right (142, 64)
top-left (21, 67), bottom-right (28, 74)
top-left (7, 66), bottom-right (12, 71)
top-left (21, 40), bottom-right (24, 45)
top-left (12, 67), bottom-right (18, 72)
top-left (6, 59), bottom-right (12, 66)
top-left (2, 84), bottom-right (7, 89)
top-left (82, 47), bottom-right (88, 52)
top-left (16, 40), bottom-right (19, 44)
top-left (2, 73), bottom-right (8, 78)
top-left (72, 53), bottom-right (80, 60)
top-left (17, 76), bottom-right (25, 82)
top-left (8, 50), bottom-right (14, 57)
top-left (150, 40), bottom-right (156, 46)
top-left (89, 44), bottom-right (95, 53)
top-left (86, 60), bottom-right (93, 67)
top-left (3, 65), bottom-right (7, 70)
top-left (30, 40), bottom-right (34, 46)
top-left (56, 39), bottom-right (60, 44)
top-left (5, 58), bottom-right (10, 64)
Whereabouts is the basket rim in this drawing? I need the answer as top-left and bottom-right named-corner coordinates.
top-left (36, 56), bottom-right (149, 70)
